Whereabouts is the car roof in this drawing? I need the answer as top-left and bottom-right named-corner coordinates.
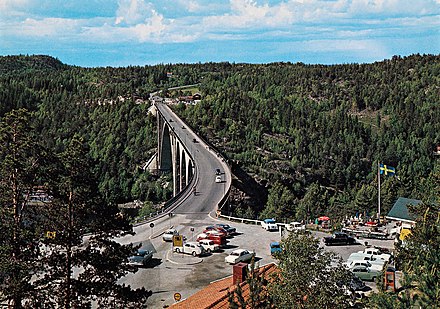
top-left (232, 249), bottom-right (248, 254)
top-left (352, 265), bottom-right (368, 270)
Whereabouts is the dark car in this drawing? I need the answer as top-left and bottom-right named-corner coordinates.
top-left (323, 232), bottom-right (356, 246)
top-left (128, 249), bottom-right (153, 266)
top-left (215, 223), bottom-right (236, 236)
top-left (349, 276), bottom-right (367, 291)
top-left (215, 168), bottom-right (221, 175)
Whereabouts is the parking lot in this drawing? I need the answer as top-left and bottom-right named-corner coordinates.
top-left (119, 214), bottom-right (394, 308)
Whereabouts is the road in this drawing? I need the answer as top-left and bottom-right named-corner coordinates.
top-left (154, 102), bottom-right (230, 216)
top-left (117, 103), bottom-right (394, 307)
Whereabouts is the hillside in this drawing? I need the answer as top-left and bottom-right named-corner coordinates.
top-left (0, 54), bottom-right (438, 222)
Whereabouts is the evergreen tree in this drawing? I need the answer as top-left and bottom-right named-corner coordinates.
top-left (260, 181), bottom-right (294, 221)
top-left (0, 109), bottom-right (45, 308)
top-left (268, 232), bottom-right (354, 309)
top-left (33, 136), bottom-right (151, 308)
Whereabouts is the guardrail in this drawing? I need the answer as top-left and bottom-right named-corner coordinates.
top-left (218, 213), bottom-right (262, 225)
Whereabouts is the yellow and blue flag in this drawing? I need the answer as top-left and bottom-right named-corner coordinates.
top-left (380, 163), bottom-right (396, 176)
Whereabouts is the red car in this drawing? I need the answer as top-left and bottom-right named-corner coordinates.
top-left (204, 226), bottom-right (228, 237)
top-left (197, 233), bottom-right (227, 247)
top-left (365, 221), bottom-right (378, 227)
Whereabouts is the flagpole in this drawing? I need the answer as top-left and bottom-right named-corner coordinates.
top-left (378, 162), bottom-right (381, 222)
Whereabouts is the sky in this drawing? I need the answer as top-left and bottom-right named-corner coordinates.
top-left (0, 0), bottom-right (439, 67)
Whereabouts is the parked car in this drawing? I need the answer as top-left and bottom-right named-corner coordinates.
top-left (215, 175), bottom-right (222, 183)
top-left (174, 242), bottom-right (205, 257)
top-left (345, 260), bottom-right (384, 272)
top-left (215, 223), bottom-right (237, 236)
top-left (128, 248), bottom-right (153, 266)
top-left (225, 249), bottom-right (255, 264)
top-left (286, 221), bottom-right (306, 232)
top-left (261, 218), bottom-right (278, 231)
top-left (196, 233), bottom-right (227, 247)
top-left (323, 232), bottom-right (356, 246)
top-left (358, 247), bottom-right (392, 262)
top-left (204, 226), bottom-right (228, 237)
top-left (198, 239), bottom-right (220, 253)
top-left (347, 253), bottom-right (387, 269)
top-left (351, 265), bottom-right (380, 281)
top-left (215, 168), bottom-right (222, 175)
top-left (270, 242), bottom-right (282, 255)
top-left (163, 228), bottom-right (180, 242)
top-left (349, 276), bottom-right (367, 291)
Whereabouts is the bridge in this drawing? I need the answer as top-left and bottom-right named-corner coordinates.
top-left (149, 101), bottom-right (231, 215)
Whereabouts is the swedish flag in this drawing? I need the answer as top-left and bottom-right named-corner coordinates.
top-left (380, 163), bottom-right (396, 176)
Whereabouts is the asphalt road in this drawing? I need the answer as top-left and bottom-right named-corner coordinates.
top-left (154, 102), bottom-right (231, 216)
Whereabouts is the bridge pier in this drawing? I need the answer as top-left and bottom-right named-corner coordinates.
top-left (156, 104), bottom-right (195, 197)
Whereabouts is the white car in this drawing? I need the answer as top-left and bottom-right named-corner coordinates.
top-left (359, 248), bottom-right (392, 262)
top-left (174, 242), bottom-right (205, 257)
top-left (162, 228), bottom-right (179, 242)
top-left (345, 260), bottom-right (384, 272)
top-left (198, 239), bottom-right (220, 253)
top-left (225, 249), bottom-right (255, 264)
top-left (261, 218), bottom-right (278, 231)
top-left (215, 175), bottom-right (222, 183)
top-left (286, 221), bottom-right (306, 231)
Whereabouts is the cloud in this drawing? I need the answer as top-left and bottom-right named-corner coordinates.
top-left (0, 0), bottom-right (438, 62)
top-left (115, 0), bottom-right (153, 25)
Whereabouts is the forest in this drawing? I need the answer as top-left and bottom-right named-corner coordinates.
top-left (0, 54), bottom-right (438, 223)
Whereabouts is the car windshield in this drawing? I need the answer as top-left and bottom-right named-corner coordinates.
top-left (231, 252), bottom-right (240, 256)
top-left (271, 244), bottom-right (280, 248)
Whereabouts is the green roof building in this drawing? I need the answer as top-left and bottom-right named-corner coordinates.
top-left (386, 197), bottom-right (422, 223)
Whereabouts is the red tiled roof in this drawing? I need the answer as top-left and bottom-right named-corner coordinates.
top-left (170, 263), bottom-right (278, 309)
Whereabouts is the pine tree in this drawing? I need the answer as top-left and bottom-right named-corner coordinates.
top-left (0, 109), bottom-right (46, 308)
top-left (33, 136), bottom-right (151, 308)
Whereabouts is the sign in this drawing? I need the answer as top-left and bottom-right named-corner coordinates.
top-left (173, 235), bottom-right (183, 247)
top-left (174, 292), bottom-right (181, 302)
top-left (150, 222), bottom-right (155, 228)
top-left (46, 231), bottom-right (56, 239)
top-left (399, 228), bottom-right (412, 241)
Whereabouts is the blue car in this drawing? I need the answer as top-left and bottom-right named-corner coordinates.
top-left (270, 242), bottom-right (282, 255)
